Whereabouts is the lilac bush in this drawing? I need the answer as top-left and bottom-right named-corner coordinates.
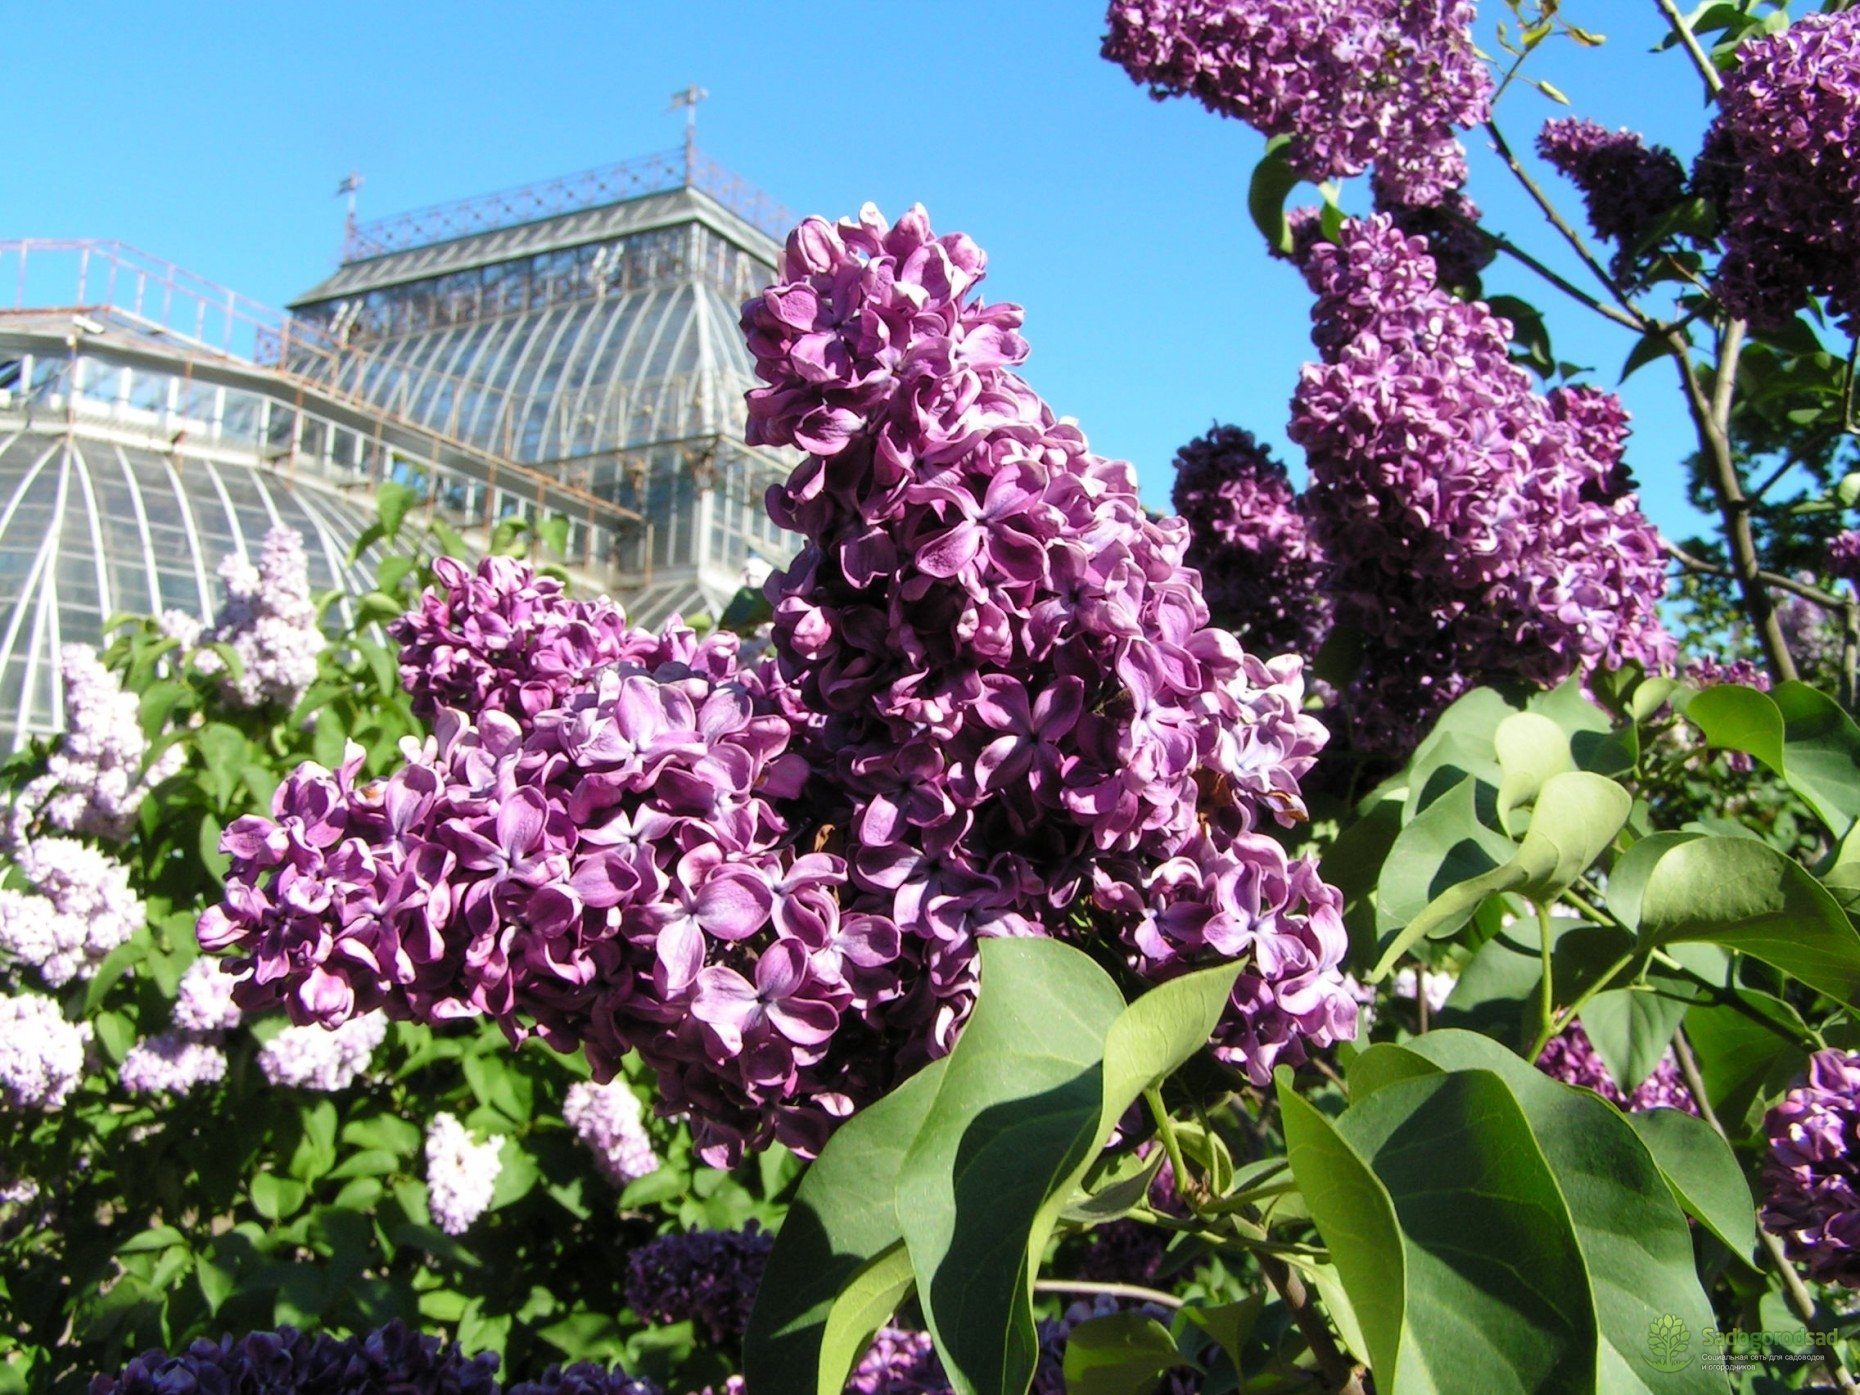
top-left (13, 645), bottom-right (173, 841)
top-left (198, 525), bottom-right (328, 710)
top-left (1169, 423), bottom-right (1328, 658)
top-left (1289, 216), bottom-right (1673, 749)
top-left (1698, 9), bottom-right (1860, 329)
top-left (0, 837), bottom-right (143, 988)
top-left (1762, 1048), bottom-right (1860, 1286)
top-left (1102, 0), bottom-right (1492, 206)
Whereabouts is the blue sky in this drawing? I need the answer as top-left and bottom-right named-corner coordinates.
top-left (4, 3), bottom-right (1719, 536)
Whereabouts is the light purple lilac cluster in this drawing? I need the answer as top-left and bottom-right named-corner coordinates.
top-left (1101, 0), bottom-right (1492, 206)
top-left (0, 837), bottom-right (144, 988)
top-left (1536, 118), bottom-right (1688, 283)
top-left (844, 1328), bottom-right (947, 1395)
top-left (1380, 188), bottom-right (1494, 289)
top-left (257, 1012), bottom-right (388, 1092)
top-left (13, 646), bottom-right (176, 842)
top-left (386, 556), bottom-right (723, 721)
top-left (197, 526), bottom-right (327, 709)
top-left (1535, 1022), bottom-right (1696, 1114)
top-left (563, 1078), bottom-right (661, 1187)
top-left (425, 1111), bottom-right (504, 1236)
top-left (118, 957), bottom-right (242, 1098)
top-left (1699, 9), bottom-right (1860, 328)
top-left (0, 991), bottom-right (89, 1110)
top-left (1289, 216), bottom-right (1674, 751)
top-left (746, 204), bottom-right (1354, 1088)
top-left (200, 208), bottom-right (1355, 1161)
top-left (624, 1225), bottom-right (772, 1346)
top-left (1169, 423), bottom-right (1328, 659)
top-left (1762, 1048), bottom-right (1860, 1287)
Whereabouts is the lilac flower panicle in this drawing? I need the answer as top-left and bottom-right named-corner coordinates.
top-left (257, 1011), bottom-right (388, 1092)
top-left (508, 1364), bottom-right (663, 1395)
top-left (119, 1032), bottom-right (228, 1097)
top-left (1536, 118), bottom-right (1687, 281)
top-left (425, 1111), bottom-right (504, 1236)
top-left (202, 526), bottom-right (327, 709)
top-left (17, 645), bottom-right (166, 841)
top-left (1699, 9), bottom-right (1860, 328)
top-left (203, 206), bottom-right (1355, 1163)
top-left (91, 1322), bottom-right (502, 1395)
top-left (1290, 217), bottom-right (1673, 751)
top-left (1535, 1022), bottom-right (1696, 1114)
top-left (173, 956), bottom-right (243, 1035)
top-left (1170, 424), bottom-right (1328, 658)
top-left (1103, 0), bottom-right (1493, 206)
top-left (847, 1327), bottom-right (950, 1395)
top-left (563, 1078), bottom-right (661, 1187)
top-left (0, 992), bottom-right (89, 1110)
top-left (0, 838), bottom-right (143, 988)
top-left (1831, 530), bottom-right (1860, 585)
top-left (1763, 1049), bottom-right (1860, 1286)
top-left (624, 1225), bottom-right (773, 1346)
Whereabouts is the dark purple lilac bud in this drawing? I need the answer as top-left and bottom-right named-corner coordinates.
top-left (623, 1225), bottom-right (774, 1347)
top-left (1536, 118), bottom-right (1687, 282)
top-left (89, 1322), bottom-right (501, 1395)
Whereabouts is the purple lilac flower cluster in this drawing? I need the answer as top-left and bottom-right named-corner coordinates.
top-left (844, 1328), bottom-right (948, 1395)
top-left (0, 837), bottom-right (144, 988)
top-left (425, 1112), bottom-right (505, 1236)
top-left (1289, 216), bottom-right (1674, 751)
top-left (196, 526), bottom-right (327, 710)
top-left (256, 1012), bottom-right (388, 1092)
top-left (91, 1323), bottom-right (504, 1395)
top-left (1698, 10), bottom-right (1860, 328)
top-left (1169, 424), bottom-right (1328, 659)
top-left (13, 646), bottom-right (175, 842)
top-left (1380, 188), bottom-right (1494, 289)
top-left (1830, 530), bottom-right (1860, 585)
top-left (1762, 1049), bottom-right (1860, 1286)
top-left (509, 1366), bottom-right (663, 1395)
top-left (623, 1226), bottom-right (773, 1346)
top-left (386, 557), bottom-right (727, 721)
top-left (563, 1078), bottom-right (661, 1187)
top-left (1536, 118), bottom-right (1688, 283)
top-left (1101, 0), bottom-right (1492, 206)
top-left (0, 991), bottom-right (89, 1109)
top-left (1535, 1022), bottom-right (1696, 1114)
top-left (118, 957), bottom-right (243, 1098)
top-left (746, 204), bottom-right (1354, 1088)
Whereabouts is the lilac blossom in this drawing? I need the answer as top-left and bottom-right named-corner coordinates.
top-left (623, 1225), bottom-right (772, 1345)
top-left (257, 1011), bottom-right (388, 1092)
top-left (14, 645), bottom-right (169, 841)
top-left (1762, 1049), bottom-right (1860, 1286)
top-left (425, 1111), bottom-right (504, 1236)
top-left (509, 1365), bottom-right (663, 1395)
top-left (846, 1328), bottom-right (949, 1394)
top-left (1699, 10), bottom-right (1860, 329)
top-left (0, 992), bottom-right (89, 1110)
top-left (118, 1032), bottom-right (228, 1097)
top-left (563, 1078), bottom-right (661, 1187)
top-left (1169, 424), bottom-right (1327, 657)
top-left (1290, 217), bottom-right (1673, 751)
top-left (199, 526), bottom-right (326, 709)
top-left (1535, 1022), bottom-right (1696, 1114)
top-left (91, 1323), bottom-right (502, 1395)
top-left (202, 208), bottom-right (1355, 1163)
top-left (1102, 0), bottom-right (1492, 207)
top-left (1831, 531), bottom-right (1860, 586)
top-left (1536, 118), bottom-right (1688, 283)
top-left (0, 838), bottom-right (143, 988)
top-left (1380, 188), bottom-right (1494, 288)
top-left (173, 956), bottom-right (243, 1035)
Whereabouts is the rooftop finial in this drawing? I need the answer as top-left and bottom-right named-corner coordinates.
top-left (336, 171), bottom-right (364, 242)
top-left (668, 85), bottom-right (708, 185)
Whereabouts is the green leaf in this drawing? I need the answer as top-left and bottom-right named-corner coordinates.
top-left (1248, 136), bottom-right (1303, 256)
top-left (745, 1059), bottom-right (950, 1395)
top-left (1495, 712), bottom-right (1576, 834)
top-left (1635, 835), bottom-right (1860, 1004)
top-left (1681, 681), bottom-right (1860, 837)
top-left (1626, 1108), bottom-right (1757, 1261)
top-left (1374, 776), bottom-right (1518, 950)
top-left (1395, 1032), bottom-right (1722, 1393)
top-left (376, 480), bottom-right (417, 539)
top-left (1061, 1311), bottom-right (1194, 1395)
top-left (898, 940), bottom-right (1127, 1395)
top-left (1578, 989), bottom-right (1690, 1096)
top-left (537, 514), bottom-right (570, 558)
top-left (1620, 328), bottom-right (1673, 383)
top-left (1683, 993), bottom-right (1813, 1131)
top-left (250, 1173), bottom-right (308, 1222)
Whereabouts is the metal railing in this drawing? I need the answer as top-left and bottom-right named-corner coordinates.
top-left (342, 145), bottom-right (795, 261)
